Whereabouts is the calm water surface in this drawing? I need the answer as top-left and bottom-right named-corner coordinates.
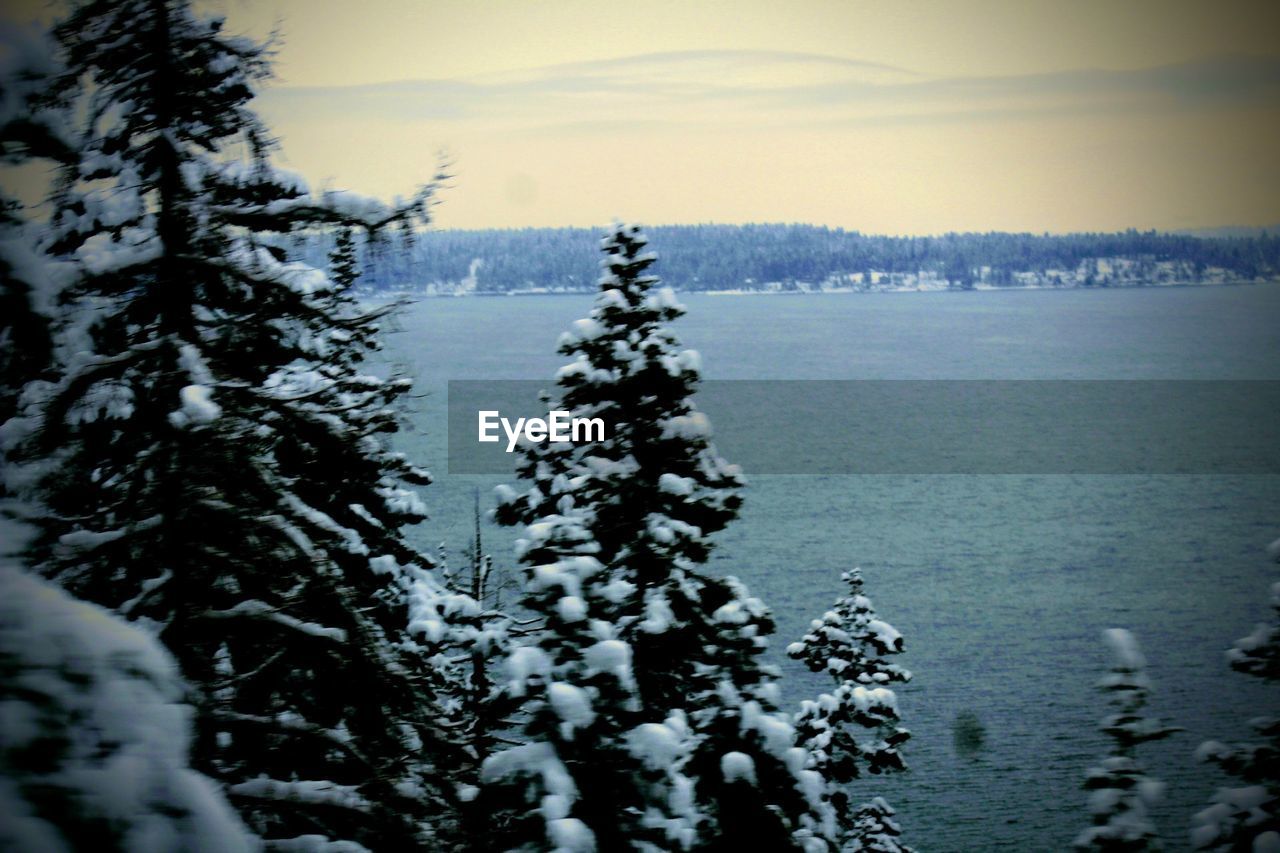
top-left (384, 285), bottom-right (1280, 851)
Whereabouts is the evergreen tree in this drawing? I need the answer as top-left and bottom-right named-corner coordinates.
top-left (1075, 629), bottom-right (1178, 851)
top-left (430, 494), bottom-right (520, 843)
top-left (787, 569), bottom-right (913, 852)
top-left (1191, 543), bottom-right (1280, 851)
top-left (0, 23), bottom-right (73, 433)
top-left (3, 1), bottom-right (465, 847)
top-left (484, 223), bottom-right (835, 850)
top-left (330, 227), bottom-right (360, 290)
top-left (0, 551), bottom-right (255, 852)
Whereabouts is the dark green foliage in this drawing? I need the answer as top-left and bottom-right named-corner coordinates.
top-left (789, 570), bottom-right (913, 851)
top-left (1074, 630), bottom-right (1178, 851)
top-left (6, 1), bottom-right (460, 847)
top-left (1192, 554), bottom-right (1280, 851)
top-left (484, 224), bottom-right (834, 851)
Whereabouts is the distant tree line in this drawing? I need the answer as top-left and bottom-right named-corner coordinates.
top-left (291, 225), bottom-right (1280, 293)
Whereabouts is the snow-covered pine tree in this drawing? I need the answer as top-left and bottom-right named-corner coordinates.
top-left (1075, 628), bottom-right (1178, 851)
top-left (1191, 542), bottom-right (1280, 852)
top-left (330, 227), bottom-right (360, 290)
top-left (425, 493), bottom-right (521, 844)
top-left (485, 223), bottom-right (835, 851)
top-left (787, 569), bottom-right (912, 852)
top-left (0, 548), bottom-right (255, 853)
top-left (477, 501), bottom-right (691, 852)
top-left (3, 1), bottom-right (468, 847)
top-left (0, 23), bottom-right (73, 433)
top-left (453, 494), bottom-right (517, 767)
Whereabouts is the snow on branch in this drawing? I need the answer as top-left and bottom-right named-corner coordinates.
top-left (200, 599), bottom-right (348, 643)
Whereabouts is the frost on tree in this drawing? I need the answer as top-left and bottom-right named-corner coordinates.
top-left (0, 559), bottom-right (254, 853)
top-left (485, 223), bottom-right (836, 851)
top-left (1191, 541), bottom-right (1280, 852)
top-left (0, 22), bottom-right (74, 432)
top-left (1074, 629), bottom-right (1178, 851)
top-left (432, 493), bottom-right (520, 838)
top-left (787, 569), bottom-right (913, 852)
top-left (1, 1), bottom-right (467, 847)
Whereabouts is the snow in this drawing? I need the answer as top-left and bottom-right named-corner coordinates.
top-left (0, 563), bottom-right (254, 852)
top-left (595, 288), bottom-right (627, 310)
top-left (866, 618), bottom-right (903, 651)
top-left (646, 515), bottom-right (701, 547)
top-left (405, 586), bottom-right (479, 646)
top-left (74, 228), bottom-right (161, 275)
top-left (643, 287), bottom-right (685, 313)
top-left (74, 182), bottom-right (145, 230)
top-left (320, 189), bottom-right (391, 222)
top-left (626, 722), bottom-right (684, 771)
top-left (712, 599), bottom-right (752, 625)
top-left (658, 349), bottom-right (702, 377)
top-left (1102, 627), bottom-right (1146, 670)
top-left (639, 589), bottom-right (675, 634)
top-left (507, 645), bottom-right (552, 692)
top-left (720, 751), bottom-right (757, 784)
top-left (530, 562), bottom-right (583, 598)
top-left (548, 682), bottom-right (596, 730)
top-left (368, 555), bottom-right (398, 576)
top-left (740, 700), bottom-right (797, 758)
top-left (377, 485), bottom-right (428, 519)
top-left (267, 836), bottom-right (371, 852)
top-left (482, 741), bottom-right (595, 850)
top-left (230, 777), bottom-right (369, 812)
top-left (487, 222), bottom-right (823, 847)
top-left (67, 380), bottom-right (135, 424)
top-left (547, 818), bottom-right (596, 852)
top-left (659, 412), bottom-right (711, 441)
top-left (557, 595), bottom-right (587, 623)
top-left (542, 793), bottom-right (571, 820)
top-left (177, 343), bottom-right (214, 385)
top-left (209, 599), bottom-right (347, 643)
top-left (284, 493), bottom-right (369, 556)
top-left (570, 318), bottom-right (605, 341)
top-left (597, 577), bottom-right (637, 604)
top-left (168, 384), bottom-right (221, 428)
top-left (58, 525), bottom-right (126, 550)
top-left (584, 639), bottom-right (631, 674)
top-left (658, 473), bottom-right (694, 496)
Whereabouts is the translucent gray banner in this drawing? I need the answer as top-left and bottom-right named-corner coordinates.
top-left (446, 380), bottom-right (1280, 475)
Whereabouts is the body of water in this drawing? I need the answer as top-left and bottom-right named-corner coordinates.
top-left (384, 284), bottom-right (1280, 851)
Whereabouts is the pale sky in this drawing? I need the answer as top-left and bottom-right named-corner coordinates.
top-left (8, 1), bottom-right (1280, 233)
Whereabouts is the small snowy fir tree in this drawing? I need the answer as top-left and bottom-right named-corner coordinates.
top-left (329, 227), bottom-right (361, 290)
top-left (2, 1), bottom-right (469, 847)
top-left (787, 569), bottom-right (913, 852)
top-left (1075, 628), bottom-right (1179, 851)
top-left (0, 553), bottom-right (254, 852)
top-left (1191, 540), bottom-right (1280, 852)
top-left (485, 223), bottom-right (835, 851)
top-left (431, 494), bottom-right (520, 841)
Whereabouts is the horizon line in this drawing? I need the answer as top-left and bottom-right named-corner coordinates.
top-left (415, 221), bottom-right (1280, 239)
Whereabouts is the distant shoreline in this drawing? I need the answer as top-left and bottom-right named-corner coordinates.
top-left (362, 278), bottom-right (1277, 300)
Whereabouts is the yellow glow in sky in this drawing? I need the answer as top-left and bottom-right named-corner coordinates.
top-left (7, 0), bottom-right (1280, 233)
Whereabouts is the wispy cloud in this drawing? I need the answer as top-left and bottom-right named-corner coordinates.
top-left (260, 49), bottom-right (1280, 132)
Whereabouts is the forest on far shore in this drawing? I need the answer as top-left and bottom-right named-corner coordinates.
top-left (291, 224), bottom-right (1280, 294)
